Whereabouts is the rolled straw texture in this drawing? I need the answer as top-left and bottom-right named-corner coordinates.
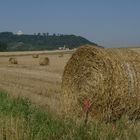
top-left (62, 45), bottom-right (140, 122)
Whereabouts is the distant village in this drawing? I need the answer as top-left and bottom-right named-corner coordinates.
top-left (58, 45), bottom-right (69, 50)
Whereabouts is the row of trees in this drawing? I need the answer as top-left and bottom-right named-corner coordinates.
top-left (34, 33), bottom-right (64, 37)
top-left (0, 32), bottom-right (97, 51)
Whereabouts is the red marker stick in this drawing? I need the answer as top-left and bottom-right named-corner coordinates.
top-left (86, 97), bottom-right (90, 113)
top-left (85, 97), bottom-right (90, 124)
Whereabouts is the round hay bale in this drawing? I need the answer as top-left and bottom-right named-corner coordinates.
top-left (58, 52), bottom-right (64, 57)
top-left (32, 54), bottom-right (39, 58)
top-left (9, 57), bottom-right (18, 64)
top-left (62, 45), bottom-right (140, 122)
top-left (39, 57), bottom-right (49, 66)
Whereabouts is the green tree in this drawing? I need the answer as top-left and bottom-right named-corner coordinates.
top-left (46, 32), bottom-right (49, 37)
top-left (0, 41), bottom-right (7, 51)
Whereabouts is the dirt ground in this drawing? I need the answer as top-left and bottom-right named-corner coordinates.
top-left (0, 51), bottom-right (72, 114)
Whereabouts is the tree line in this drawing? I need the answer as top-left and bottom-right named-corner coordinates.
top-left (0, 32), bottom-right (97, 51)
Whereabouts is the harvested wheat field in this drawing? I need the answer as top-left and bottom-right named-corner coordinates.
top-left (0, 47), bottom-right (140, 122)
top-left (62, 45), bottom-right (140, 122)
top-left (0, 50), bottom-right (73, 114)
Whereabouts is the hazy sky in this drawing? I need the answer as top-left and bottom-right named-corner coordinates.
top-left (0, 0), bottom-right (140, 47)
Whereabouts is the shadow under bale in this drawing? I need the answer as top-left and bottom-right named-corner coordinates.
top-left (62, 45), bottom-right (140, 122)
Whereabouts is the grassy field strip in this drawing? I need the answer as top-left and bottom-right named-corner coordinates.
top-left (0, 80), bottom-right (61, 115)
top-left (0, 91), bottom-right (73, 140)
top-left (1, 91), bottom-right (140, 140)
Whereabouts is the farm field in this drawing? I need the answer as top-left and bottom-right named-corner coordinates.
top-left (0, 51), bottom-right (73, 115)
top-left (131, 48), bottom-right (140, 53)
top-left (0, 48), bottom-right (139, 114)
top-left (0, 48), bottom-right (140, 140)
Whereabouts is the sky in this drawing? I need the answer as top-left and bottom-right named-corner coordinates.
top-left (0, 0), bottom-right (140, 47)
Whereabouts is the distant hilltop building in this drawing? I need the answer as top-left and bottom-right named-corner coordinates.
top-left (16, 30), bottom-right (23, 35)
top-left (58, 45), bottom-right (69, 50)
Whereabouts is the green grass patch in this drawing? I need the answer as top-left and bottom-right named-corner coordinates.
top-left (0, 91), bottom-right (140, 140)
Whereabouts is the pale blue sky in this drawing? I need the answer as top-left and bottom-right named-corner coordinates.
top-left (0, 0), bottom-right (140, 47)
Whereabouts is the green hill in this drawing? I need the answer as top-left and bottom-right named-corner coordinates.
top-left (0, 32), bottom-right (98, 51)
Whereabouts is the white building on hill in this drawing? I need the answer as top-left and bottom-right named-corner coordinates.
top-left (16, 30), bottom-right (23, 35)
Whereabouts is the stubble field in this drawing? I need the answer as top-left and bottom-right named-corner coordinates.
top-left (0, 48), bottom-right (140, 140)
top-left (0, 48), bottom-right (139, 115)
top-left (0, 51), bottom-right (73, 115)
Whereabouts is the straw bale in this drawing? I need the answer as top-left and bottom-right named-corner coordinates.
top-left (32, 54), bottom-right (39, 58)
top-left (9, 57), bottom-right (18, 64)
top-left (58, 52), bottom-right (64, 57)
top-left (39, 57), bottom-right (49, 66)
top-left (62, 45), bottom-right (140, 122)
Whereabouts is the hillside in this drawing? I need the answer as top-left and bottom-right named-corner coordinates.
top-left (0, 32), bottom-right (97, 51)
